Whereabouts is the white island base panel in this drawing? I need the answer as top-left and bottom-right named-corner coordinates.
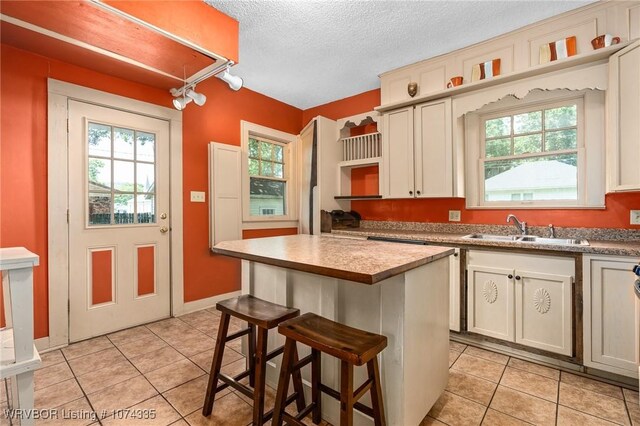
top-left (241, 257), bottom-right (450, 426)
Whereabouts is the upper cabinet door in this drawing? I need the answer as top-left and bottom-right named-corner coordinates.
top-left (383, 107), bottom-right (415, 198)
top-left (414, 98), bottom-right (453, 198)
top-left (607, 40), bottom-right (640, 192)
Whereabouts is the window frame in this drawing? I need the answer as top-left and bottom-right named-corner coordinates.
top-left (462, 90), bottom-right (606, 210)
top-left (478, 97), bottom-right (585, 208)
top-left (241, 120), bottom-right (298, 225)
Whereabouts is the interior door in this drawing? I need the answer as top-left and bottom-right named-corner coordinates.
top-left (68, 100), bottom-right (171, 342)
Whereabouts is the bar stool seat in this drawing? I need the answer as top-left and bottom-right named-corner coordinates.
top-left (202, 295), bottom-right (305, 425)
top-left (272, 312), bottom-right (388, 426)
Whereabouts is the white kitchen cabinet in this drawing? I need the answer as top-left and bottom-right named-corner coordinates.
top-left (380, 59), bottom-right (450, 106)
top-left (449, 248), bottom-right (461, 332)
top-left (515, 270), bottom-right (572, 356)
top-left (467, 250), bottom-right (574, 356)
top-left (382, 98), bottom-right (453, 199)
top-left (467, 265), bottom-right (515, 341)
top-left (607, 40), bottom-right (640, 192)
top-left (583, 255), bottom-right (639, 378)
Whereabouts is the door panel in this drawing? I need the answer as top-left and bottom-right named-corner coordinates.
top-left (68, 100), bottom-right (171, 341)
top-left (383, 107), bottom-right (414, 198)
top-left (515, 270), bottom-right (572, 356)
top-left (414, 98), bottom-right (452, 197)
top-left (587, 258), bottom-right (639, 375)
top-left (467, 265), bottom-right (514, 341)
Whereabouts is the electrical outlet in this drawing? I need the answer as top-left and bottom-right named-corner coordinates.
top-left (190, 191), bottom-right (205, 203)
top-left (449, 210), bottom-right (461, 222)
top-left (631, 210), bottom-right (640, 225)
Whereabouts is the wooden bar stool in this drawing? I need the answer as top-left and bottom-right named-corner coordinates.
top-left (202, 295), bottom-right (306, 425)
top-left (272, 312), bottom-right (388, 426)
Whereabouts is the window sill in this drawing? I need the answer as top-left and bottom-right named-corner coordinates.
top-left (466, 205), bottom-right (606, 210)
top-left (242, 220), bottom-right (298, 230)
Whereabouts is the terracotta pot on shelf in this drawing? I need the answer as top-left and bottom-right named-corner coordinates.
top-left (447, 76), bottom-right (463, 88)
top-left (591, 34), bottom-right (621, 50)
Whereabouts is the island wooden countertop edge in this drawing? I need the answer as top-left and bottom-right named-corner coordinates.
top-left (211, 245), bottom-right (455, 285)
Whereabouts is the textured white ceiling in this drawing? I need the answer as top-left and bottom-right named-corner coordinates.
top-left (206, 0), bottom-right (594, 109)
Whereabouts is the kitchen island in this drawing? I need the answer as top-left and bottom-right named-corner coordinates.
top-left (212, 234), bottom-right (454, 426)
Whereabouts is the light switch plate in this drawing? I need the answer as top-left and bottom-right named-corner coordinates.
top-left (631, 210), bottom-right (640, 225)
top-left (190, 191), bottom-right (205, 203)
top-left (449, 210), bottom-right (461, 222)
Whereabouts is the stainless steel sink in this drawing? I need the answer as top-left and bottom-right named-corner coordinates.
top-left (462, 234), bottom-right (589, 246)
top-left (463, 234), bottom-right (520, 241)
top-left (517, 236), bottom-right (589, 246)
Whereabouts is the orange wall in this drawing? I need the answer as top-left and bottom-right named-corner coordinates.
top-left (302, 89), bottom-right (381, 124)
top-left (181, 77), bottom-right (302, 302)
top-left (309, 88), bottom-right (640, 229)
top-left (243, 228), bottom-right (298, 239)
top-left (0, 44), bottom-right (302, 337)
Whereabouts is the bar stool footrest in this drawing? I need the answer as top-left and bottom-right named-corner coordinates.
top-left (318, 383), bottom-right (375, 418)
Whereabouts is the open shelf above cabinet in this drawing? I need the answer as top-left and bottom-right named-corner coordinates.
top-left (334, 195), bottom-right (383, 200)
top-left (376, 40), bottom-right (635, 112)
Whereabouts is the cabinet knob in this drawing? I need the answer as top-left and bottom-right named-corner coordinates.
top-left (409, 190), bottom-right (413, 195)
top-left (416, 190), bottom-right (421, 195)
top-left (453, 252), bottom-right (459, 257)
top-left (515, 275), bottom-right (521, 280)
top-left (508, 274), bottom-right (513, 279)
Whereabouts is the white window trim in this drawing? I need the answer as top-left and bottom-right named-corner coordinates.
top-left (465, 89), bottom-right (605, 209)
top-left (241, 120), bottom-right (298, 224)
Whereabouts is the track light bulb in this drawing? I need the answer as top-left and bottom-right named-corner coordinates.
top-left (185, 89), bottom-right (207, 106)
top-left (219, 69), bottom-right (243, 91)
top-left (172, 96), bottom-right (192, 111)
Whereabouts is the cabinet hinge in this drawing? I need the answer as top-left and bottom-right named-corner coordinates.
top-left (67, 299), bottom-right (70, 314)
top-left (66, 209), bottom-right (69, 223)
top-left (67, 119), bottom-right (69, 133)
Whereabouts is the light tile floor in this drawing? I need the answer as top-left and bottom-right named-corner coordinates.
top-left (1, 309), bottom-right (638, 425)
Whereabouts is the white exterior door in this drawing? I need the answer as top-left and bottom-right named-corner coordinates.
top-left (68, 100), bottom-right (171, 342)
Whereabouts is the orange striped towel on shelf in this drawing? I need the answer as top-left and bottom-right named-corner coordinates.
top-left (471, 58), bottom-right (501, 82)
top-left (539, 36), bottom-right (577, 64)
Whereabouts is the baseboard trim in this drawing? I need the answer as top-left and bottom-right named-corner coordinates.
top-left (180, 290), bottom-right (241, 315)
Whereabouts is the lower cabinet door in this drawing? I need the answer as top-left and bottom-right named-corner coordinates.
top-left (467, 265), bottom-right (514, 341)
top-left (515, 270), bottom-right (573, 356)
top-left (584, 256), bottom-right (640, 377)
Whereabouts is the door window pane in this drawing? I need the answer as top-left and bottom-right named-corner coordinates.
top-left (113, 160), bottom-right (135, 192)
top-left (137, 163), bottom-right (155, 193)
top-left (136, 132), bottom-right (155, 162)
top-left (89, 193), bottom-right (112, 225)
top-left (87, 123), bottom-right (157, 225)
top-left (136, 194), bottom-right (155, 223)
top-left (88, 158), bottom-right (111, 189)
top-left (113, 128), bottom-right (135, 160)
top-left (88, 123), bottom-right (111, 157)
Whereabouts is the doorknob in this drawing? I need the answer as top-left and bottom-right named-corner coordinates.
top-left (160, 226), bottom-right (169, 234)
top-left (160, 213), bottom-right (167, 220)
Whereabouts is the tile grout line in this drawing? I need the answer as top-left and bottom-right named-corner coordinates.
top-left (477, 353), bottom-right (509, 425)
top-left (60, 347), bottom-right (106, 426)
top-left (105, 327), bottom-right (202, 423)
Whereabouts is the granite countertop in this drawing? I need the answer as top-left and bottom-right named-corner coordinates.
top-left (212, 234), bottom-right (454, 284)
top-left (331, 228), bottom-right (640, 257)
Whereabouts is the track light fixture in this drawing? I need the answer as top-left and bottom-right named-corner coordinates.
top-left (170, 61), bottom-right (242, 110)
top-left (218, 66), bottom-right (243, 91)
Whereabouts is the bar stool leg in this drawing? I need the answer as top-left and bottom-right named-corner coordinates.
top-left (291, 344), bottom-right (306, 412)
top-left (202, 312), bottom-right (230, 416)
top-left (252, 327), bottom-right (269, 426)
top-left (367, 356), bottom-right (386, 426)
top-left (272, 338), bottom-right (296, 426)
top-left (340, 360), bottom-right (354, 426)
top-left (311, 349), bottom-right (322, 424)
top-left (248, 324), bottom-right (256, 387)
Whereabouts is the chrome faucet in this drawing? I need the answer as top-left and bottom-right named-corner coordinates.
top-left (548, 224), bottom-right (556, 239)
top-left (506, 214), bottom-right (527, 235)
